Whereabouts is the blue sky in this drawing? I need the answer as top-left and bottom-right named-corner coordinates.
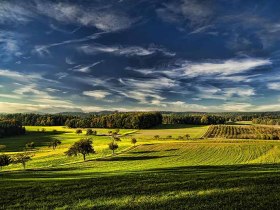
top-left (0, 0), bottom-right (279, 113)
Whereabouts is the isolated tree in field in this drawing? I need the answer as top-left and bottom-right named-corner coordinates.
top-left (167, 135), bottom-right (172, 139)
top-left (131, 138), bottom-right (137, 146)
top-left (12, 153), bottom-right (32, 169)
top-left (154, 135), bottom-right (160, 140)
top-left (185, 134), bottom-right (190, 140)
top-left (108, 142), bottom-right (118, 155)
top-left (25, 142), bottom-right (35, 150)
top-left (65, 138), bottom-right (95, 161)
top-left (76, 129), bottom-right (82, 135)
top-left (49, 139), bottom-right (61, 150)
top-left (86, 129), bottom-right (97, 135)
top-left (0, 154), bottom-right (11, 170)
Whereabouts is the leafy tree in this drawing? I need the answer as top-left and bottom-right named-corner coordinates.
top-left (86, 129), bottom-right (93, 135)
top-left (76, 129), bottom-right (82, 135)
top-left (25, 142), bottom-right (35, 150)
top-left (131, 138), bottom-right (137, 146)
top-left (0, 154), bottom-right (11, 170)
top-left (86, 129), bottom-right (97, 136)
top-left (167, 135), bottom-right (172, 139)
top-left (200, 115), bottom-right (209, 124)
top-left (65, 138), bottom-right (95, 161)
top-left (49, 139), bottom-right (62, 150)
top-left (185, 134), bottom-right (190, 140)
top-left (154, 135), bottom-right (160, 140)
top-left (12, 153), bottom-right (32, 169)
top-left (108, 142), bottom-right (118, 154)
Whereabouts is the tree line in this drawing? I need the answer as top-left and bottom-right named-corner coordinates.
top-left (0, 112), bottom-right (162, 129)
top-left (162, 114), bottom-right (226, 125)
top-left (0, 120), bottom-right (26, 138)
top-left (252, 118), bottom-right (280, 126)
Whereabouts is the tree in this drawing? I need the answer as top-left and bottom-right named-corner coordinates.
top-left (185, 134), bottom-right (190, 140)
top-left (76, 129), bottom-right (82, 135)
top-left (108, 142), bottom-right (118, 154)
top-left (25, 142), bottom-right (35, 150)
top-left (200, 115), bottom-right (209, 125)
top-left (12, 153), bottom-right (32, 169)
top-left (154, 135), bottom-right (160, 140)
top-left (65, 138), bottom-right (95, 161)
top-left (86, 129), bottom-right (93, 135)
top-left (167, 135), bottom-right (172, 139)
top-left (49, 139), bottom-right (61, 150)
top-left (86, 129), bottom-right (97, 136)
top-left (0, 154), bottom-right (11, 170)
top-left (131, 138), bottom-right (137, 146)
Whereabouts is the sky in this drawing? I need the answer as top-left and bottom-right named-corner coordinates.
top-left (0, 0), bottom-right (280, 113)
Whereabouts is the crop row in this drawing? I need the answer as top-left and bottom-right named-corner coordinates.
top-left (204, 125), bottom-right (280, 140)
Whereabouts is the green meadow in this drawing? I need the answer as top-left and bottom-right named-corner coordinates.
top-left (1, 124), bottom-right (280, 209)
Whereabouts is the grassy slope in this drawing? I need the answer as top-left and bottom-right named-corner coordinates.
top-left (1, 125), bottom-right (280, 209)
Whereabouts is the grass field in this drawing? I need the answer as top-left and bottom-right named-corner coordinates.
top-left (1, 124), bottom-right (280, 209)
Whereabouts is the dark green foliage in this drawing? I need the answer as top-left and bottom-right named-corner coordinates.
top-left (12, 153), bottom-right (32, 169)
top-left (65, 138), bottom-right (95, 161)
top-left (75, 129), bottom-right (82, 135)
top-left (66, 112), bottom-right (162, 129)
top-left (86, 129), bottom-right (97, 136)
top-left (0, 120), bottom-right (25, 138)
top-left (131, 138), bottom-right (137, 146)
top-left (163, 114), bottom-right (226, 125)
top-left (0, 154), bottom-right (11, 170)
top-left (48, 139), bottom-right (62, 150)
top-left (108, 142), bottom-right (118, 154)
top-left (185, 134), bottom-right (190, 139)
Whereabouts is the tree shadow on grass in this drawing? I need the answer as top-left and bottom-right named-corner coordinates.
top-left (0, 131), bottom-right (67, 152)
top-left (96, 155), bottom-right (172, 161)
top-left (129, 151), bottom-right (158, 154)
top-left (1, 163), bottom-right (280, 209)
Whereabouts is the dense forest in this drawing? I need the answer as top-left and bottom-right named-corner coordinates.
top-left (252, 118), bottom-right (280, 125)
top-left (65, 112), bottom-right (163, 129)
top-left (1, 112), bottom-right (280, 128)
top-left (162, 114), bottom-right (226, 125)
top-left (0, 112), bottom-right (162, 129)
top-left (0, 120), bottom-right (26, 138)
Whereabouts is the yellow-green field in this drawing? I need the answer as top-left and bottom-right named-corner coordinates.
top-left (1, 125), bottom-right (280, 209)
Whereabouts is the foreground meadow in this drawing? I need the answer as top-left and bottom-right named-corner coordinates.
top-left (1, 125), bottom-right (280, 209)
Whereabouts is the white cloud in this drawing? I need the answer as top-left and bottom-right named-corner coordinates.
top-left (83, 90), bottom-right (111, 99)
top-left (79, 44), bottom-right (175, 57)
top-left (267, 82), bottom-right (280, 90)
top-left (183, 58), bottom-right (271, 77)
top-left (71, 61), bottom-right (103, 73)
top-left (35, 2), bottom-right (135, 32)
top-left (196, 86), bottom-right (255, 101)
top-left (0, 2), bottom-right (32, 24)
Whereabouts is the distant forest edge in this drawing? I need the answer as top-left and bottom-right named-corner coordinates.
top-left (0, 112), bottom-right (280, 131)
